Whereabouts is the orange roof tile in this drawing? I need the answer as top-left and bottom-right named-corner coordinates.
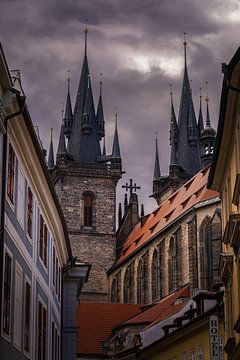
top-left (124, 284), bottom-right (190, 325)
top-left (77, 303), bottom-right (141, 355)
top-left (116, 166), bottom-right (219, 265)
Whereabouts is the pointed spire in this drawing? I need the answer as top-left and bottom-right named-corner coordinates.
top-left (153, 132), bottom-right (161, 180)
top-left (183, 32), bottom-right (188, 72)
top-left (48, 128), bottom-right (54, 170)
top-left (112, 107), bottom-right (121, 158)
top-left (198, 87), bottom-right (204, 135)
top-left (205, 81), bottom-right (211, 127)
top-left (63, 70), bottom-right (73, 140)
top-left (169, 85), bottom-right (178, 166)
top-left (118, 202), bottom-right (122, 228)
top-left (84, 19), bottom-right (88, 56)
top-left (124, 193), bottom-right (128, 213)
top-left (57, 108), bottom-right (66, 156)
top-left (102, 137), bottom-right (106, 156)
top-left (96, 73), bottom-right (105, 139)
top-left (141, 204), bottom-right (145, 218)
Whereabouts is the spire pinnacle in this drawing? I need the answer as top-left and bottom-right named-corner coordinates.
top-left (67, 69), bottom-right (70, 93)
top-left (84, 19), bottom-right (88, 55)
top-left (102, 137), bottom-right (106, 156)
top-left (100, 73), bottom-right (103, 95)
top-left (183, 32), bottom-right (187, 68)
top-left (112, 107), bottom-right (121, 159)
top-left (198, 87), bottom-right (204, 135)
top-left (48, 128), bottom-right (54, 170)
top-left (153, 132), bottom-right (161, 180)
top-left (205, 81), bottom-right (211, 127)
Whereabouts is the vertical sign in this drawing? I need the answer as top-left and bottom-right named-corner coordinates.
top-left (209, 315), bottom-right (219, 360)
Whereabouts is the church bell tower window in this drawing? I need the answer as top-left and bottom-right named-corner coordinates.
top-left (84, 194), bottom-right (93, 227)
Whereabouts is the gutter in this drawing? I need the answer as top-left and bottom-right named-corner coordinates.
top-left (0, 91), bottom-right (26, 344)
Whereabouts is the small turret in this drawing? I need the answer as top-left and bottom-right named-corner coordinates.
top-left (96, 73), bottom-right (105, 140)
top-left (63, 70), bottom-right (73, 140)
top-left (169, 86), bottom-right (178, 168)
top-left (56, 109), bottom-right (67, 165)
top-left (82, 75), bottom-right (94, 135)
top-left (200, 83), bottom-right (216, 168)
top-left (111, 108), bottom-right (122, 171)
top-left (48, 128), bottom-right (54, 170)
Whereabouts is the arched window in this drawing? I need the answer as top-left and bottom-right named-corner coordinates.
top-left (152, 249), bottom-right (159, 302)
top-left (111, 272), bottom-right (121, 303)
top-left (158, 241), bottom-right (164, 299)
top-left (123, 263), bottom-right (134, 303)
top-left (84, 194), bottom-right (93, 227)
top-left (199, 217), bottom-right (212, 289)
top-left (137, 254), bottom-right (148, 304)
top-left (168, 237), bottom-right (175, 293)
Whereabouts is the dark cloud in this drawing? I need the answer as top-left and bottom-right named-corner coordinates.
top-left (0, 0), bottom-right (239, 212)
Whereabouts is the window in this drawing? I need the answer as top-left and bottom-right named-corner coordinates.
top-left (124, 263), bottom-right (134, 303)
top-left (190, 350), bottom-right (195, 360)
top-left (137, 254), bottom-right (148, 304)
top-left (3, 252), bottom-right (12, 335)
top-left (27, 187), bottom-right (33, 238)
top-left (199, 217), bottom-right (213, 289)
top-left (52, 322), bottom-right (60, 360)
top-left (7, 143), bottom-right (15, 203)
top-left (39, 215), bottom-right (48, 267)
top-left (38, 301), bottom-right (46, 360)
top-left (24, 282), bottom-right (31, 353)
top-left (152, 249), bottom-right (159, 301)
top-left (53, 247), bottom-right (56, 286)
top-left (17, 165), bottom-right (25, 226)
top-left (197, 346), bottom-right (203, 360)
top-left (182, 352), bottom-right (187, 360)
top-left (111, 272), bottom-right (121, 303)
top-left (84, 194), bottom-right (93, 227)
top-left (168, 237), bottom-right (175, 293)
top-left (13, 263), bottom-right (23, 348)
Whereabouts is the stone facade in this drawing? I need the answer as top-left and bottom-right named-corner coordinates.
top-left (52, 162), bottom-right (120, 302)
top-left (109, 200), bottom-right (221, 304)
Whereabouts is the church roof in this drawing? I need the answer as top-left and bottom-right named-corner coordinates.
top-left (114, 165), bottom-right (219, 267)
top-left (76, 303), bottom-right (141, 356)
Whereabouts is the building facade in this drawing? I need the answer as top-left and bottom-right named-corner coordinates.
top-left (208, 46), bottom-right (240, 360)
top-left (0, 44), bottom-right (90, 360)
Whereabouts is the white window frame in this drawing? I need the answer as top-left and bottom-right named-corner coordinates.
top-left (23, 275), bottom-right (32, 359)
top-left (1, 246), bottom-right (13, 342)
top-left (37, 296), bottom-right (48, 360)
top-left (13, 261), bottom-right (23, 350)
top-left (16, 162), bottom-right (25, 228)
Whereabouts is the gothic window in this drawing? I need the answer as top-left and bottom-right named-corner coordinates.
top-left (152, 249), bottom-right (159, 302)
top-left (111, 272), bottom-right (121, 303)
top-left (7, 143), bottom-right (15, 203)
top-left (188, 216), bottom-right (198, 289)
top-left (137, 254), bottom-right (148, 304)
top-left (168, 237), bottom-right (175, 293)
top-left (124, 263), bottom-right (134, 303)
top-left (199, 217), bottom-right (212, 289)
top-left (158, 241), bottom-right (164, 298)
top-left (84, 194), bottom-right (93, 227)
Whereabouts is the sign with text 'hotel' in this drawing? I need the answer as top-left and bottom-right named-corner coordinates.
top-left (209, 315), bottom-right (219, 360)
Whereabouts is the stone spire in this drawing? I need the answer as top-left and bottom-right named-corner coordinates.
top-left (198, 87), bottom-right (204, 135)
top-left (63, 70), bottom-right (73, 140)
top-left (67, 21), bottom-right (101, 163)
top-left (48, 128), bottom-right (54, 170)
top-left (57, 108), bottom-right (67, 158)
top-left (153, 134), bottom-right (161, 181)
top-left (102, 137), bottom-right (106, 156)
top-left (112, 108), bottom-right (121, 159)
top-left (176, 33), bottom-right (201, 175)
top-left (169, 86), bottom-right (178, 167)
top-left (96, 73), bottom-right (105, 140)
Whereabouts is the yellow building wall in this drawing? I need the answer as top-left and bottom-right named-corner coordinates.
top-left (142, 321), bottom-right (224, 360)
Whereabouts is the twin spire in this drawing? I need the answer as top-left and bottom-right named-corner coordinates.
top-left (48, 21), bottom-right (122, 170)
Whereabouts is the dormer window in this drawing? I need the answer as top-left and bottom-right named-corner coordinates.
top-left (84, 194), bottom-right (93, 227)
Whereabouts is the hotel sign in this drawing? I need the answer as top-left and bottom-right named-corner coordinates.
top-left (209, 315), bottom-right (219, 360)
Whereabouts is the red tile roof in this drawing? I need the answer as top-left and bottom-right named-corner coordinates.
top-left (124, 283), bottom-right (190, 326)
top-left (116, 166), bottom-right (219, 265)
top-left (77, 303), bottom-right (141, 356)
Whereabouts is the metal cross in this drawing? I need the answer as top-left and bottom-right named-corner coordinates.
top-left (122, 179), bottom-right (141, 195)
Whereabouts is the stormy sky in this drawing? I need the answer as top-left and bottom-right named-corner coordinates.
top-left (0, 0), bottom-right (240, 214)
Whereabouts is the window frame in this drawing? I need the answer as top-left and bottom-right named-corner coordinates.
top-left (83, 194), bottom-right (93, 227)
top-left (39, 214), bottom-right (48, 268)
top-left (37, 299), bottom-right (47, 360)
top-left (2, 248), bottom-right (13, 341)
top-left (16, 163), bottom-right (25, 228)
top-left (7, 142), bottom-right (15, 205)
top-left (13, 261), bottom-right (23, 350)
top-left (23, 277), bottom-right (32, 356)
top-left (27, 185), bottom-right (33, 240)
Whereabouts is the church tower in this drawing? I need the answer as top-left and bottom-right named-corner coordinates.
top-left (152, 36), bottom-right (202, 205)
top-left (51, 24), bottom-right (122, 302)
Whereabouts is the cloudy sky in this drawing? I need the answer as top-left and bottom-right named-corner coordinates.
top-left (1, 0), bottom-right (240, 213)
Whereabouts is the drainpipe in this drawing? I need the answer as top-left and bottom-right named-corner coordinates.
top-left (0, 93), bottom-right (25, 342)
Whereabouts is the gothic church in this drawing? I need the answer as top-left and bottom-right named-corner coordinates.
top-left (48, 26), bottom-right (221, 308)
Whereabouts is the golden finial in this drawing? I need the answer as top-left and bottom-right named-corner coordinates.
top-left (205, 81), bottom-right (209, 103)
top-left (84, 19), bottom-right (88, 33)
top-left (183, 32), bottom-right (187, 46)
top-left (115, 106), bottom-right (118, 127)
